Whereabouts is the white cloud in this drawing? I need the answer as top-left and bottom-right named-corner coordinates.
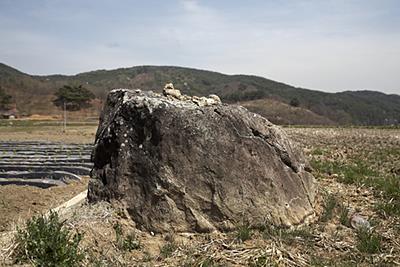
top-left (0, 0), bottom-right (399, 94)
top-left (180, 0), bottom-right (201, 13)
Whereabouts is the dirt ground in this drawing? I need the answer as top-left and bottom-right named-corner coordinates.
top-left (0, 177), bottom-right (89, 232)
top-left (0, 122), bottom-right (96, 231)
top-left (0, 125), bottom-right (399, 266)
top-left (69, 127), bottom-right (398, 266)
top-left (0, 124), bottom-right (97, 143)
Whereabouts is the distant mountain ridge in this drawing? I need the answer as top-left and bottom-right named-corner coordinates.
top-left (0, 62), bottom-right (399, 125)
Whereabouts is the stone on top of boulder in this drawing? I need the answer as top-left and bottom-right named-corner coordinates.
top-left (88, 87), bottom-right (317, 233)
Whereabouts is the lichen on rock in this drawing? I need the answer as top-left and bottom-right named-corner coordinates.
top-left (88, 88), bottom-right (317, 233)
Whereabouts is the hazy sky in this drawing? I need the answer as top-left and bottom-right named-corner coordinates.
top-left (1, 0), bottom-right (399, 94)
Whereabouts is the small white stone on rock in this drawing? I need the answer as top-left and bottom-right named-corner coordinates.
top-left (164, 83), bottom-right (174, 90)
top-left (208, 94), bottom-right (221, 103)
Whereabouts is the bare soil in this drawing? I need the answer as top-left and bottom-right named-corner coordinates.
top-left (0, 122), bottom-right (95, 231)
top-left (0, 177), bottom-right (89, 232)
top-left (1, 125), bottom-right (399, 266)
top-left (0, 124), bottom-right (97, 143)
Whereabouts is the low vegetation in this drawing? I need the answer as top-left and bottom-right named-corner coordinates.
top-left (1, 127), bottom-right (399, 266)
top-left (0, 86), bottom-right (12, 110)
top-left (13, 211), bottom-right (84, 266)
top-left (113, 222), bottom-right (140, 251)
top-left (320, 193), bottom-right (338, 222)
top-left (159, 241), bottom-right (178, 259)
top-left (235, 222), bottom-right (253, 243)
top-left (356, 227), bottom-right (382, 254)
top-left (1, 62), bottom-right (400, 125)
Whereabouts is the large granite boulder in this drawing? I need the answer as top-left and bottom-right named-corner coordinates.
top-left (88, 89), bottom-right (317, 233)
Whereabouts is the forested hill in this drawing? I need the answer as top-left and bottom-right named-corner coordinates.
top-left (0, 63), bottom-right (399, 125)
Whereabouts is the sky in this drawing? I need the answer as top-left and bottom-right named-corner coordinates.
top-left (0, 0), bottom-right (399, 94)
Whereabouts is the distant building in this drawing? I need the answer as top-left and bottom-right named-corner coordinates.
top-left (0, 108), bottom-right (18, 119)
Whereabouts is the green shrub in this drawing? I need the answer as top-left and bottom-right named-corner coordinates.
top-left (13, 211), bottom-right (84, 267)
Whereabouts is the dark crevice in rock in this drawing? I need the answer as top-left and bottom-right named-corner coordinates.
top-left (89, 89), bottom-right (317, 232)
top-left (214, 108), bottom-right (223, 116)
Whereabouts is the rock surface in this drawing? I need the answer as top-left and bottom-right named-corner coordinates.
top-left (88, 89), bottom-right (317, 233)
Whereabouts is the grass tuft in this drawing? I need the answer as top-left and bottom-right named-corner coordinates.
top-left (356, 227), bottom-right (382, 254)
top-left (249, 253), bottom-right (269, 267)
top-left (235, 223), bottom-right (253, 242)
top-left (376, 201), bottom-right (400, 217)
top-left (262, 223), bottom-right (314, 245)
top-left (338, 203), bottom-right (351, 227)
top-left (320, 194), bottom-right (337, 222)
top-left (13, 211), bottom-right (84, 266)
top-left (113, 222), bottom-right (140, 251)
top-left (159, 241), bottom-right (178, 258)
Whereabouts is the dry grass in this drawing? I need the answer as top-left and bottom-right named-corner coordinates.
top-left (0, 120), bottom-right (97, 143)
top-left (1, 127), bottom-right (399, 266)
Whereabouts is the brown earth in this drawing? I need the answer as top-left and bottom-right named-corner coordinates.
top-left (66, 128), bottom-right (400, 266)
top-left (0, 123), bottom-right (96, 232)
top-left (0, 124), bottom-right (399, 266)
top-left (0, 177), bottom-right (89, 232)
top-left (0, 124), bottom-right (97, 143)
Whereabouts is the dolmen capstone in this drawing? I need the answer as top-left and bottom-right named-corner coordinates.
top-left (88, 87), bottom-right (317, 233)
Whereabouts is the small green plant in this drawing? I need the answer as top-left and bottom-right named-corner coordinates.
top-left (181, 255), bottom-right (221, 267)
top-left (159, 241), bottom-right (178, 258)
top-left (249, 253), bottom-right (269, 267)
top-left (370, 175), bottom-right (400, 200)
top-left (309, 256), bottom-right (334, 267)
top-left (113, 222), bottom-right (123, 241)
top-left (198, 257), bottom-right (220, 267)
top-left (338, 203), bottom-right (350, 227)
top-left (376, 201), bottom-right (400, 217)
top-left (235, 223), bottom-right (252, 242)
top-left (395, 224), bottom-right (400, 235)
top-left (261, 223), bottom-right (279, 239)
top-left (142, 250), bottom-right (153, 262)
top-left (311, 147), bottom-right (324, 156)
top-left (123, 233), bottom-right (140, 250)
top-left (113, 222), bottom-right (140, 251)
top-left (282, 228), bottom-right (314, 240)
top-left (356, 227), bottom-right (382, 254)
top-left (320, 194), bottom-right (337, 222)
top-left (310, 159), bottom-right (379, 185)
top-left (13, 211), bottom-right (84, 267)
top-left (310, 160), bottom-right (342, 176)
top-left (262, 223), bottom-right (314, 245)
